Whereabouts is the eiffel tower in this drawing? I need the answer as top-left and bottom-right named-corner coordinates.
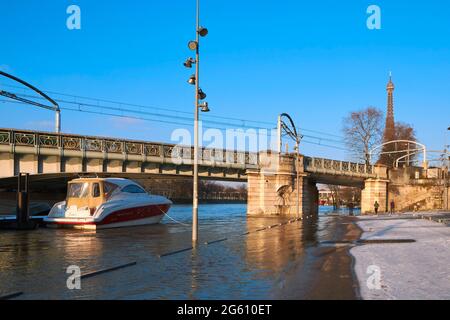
top-left (378, 72), bottom-right (396, 166)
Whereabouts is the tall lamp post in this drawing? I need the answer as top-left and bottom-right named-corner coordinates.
top-left (184, 0), bottom-right (210, 244)
top-left (294, 138), bottom-right (300, 218)
top-left (445, 127), bottom-right (450, 210)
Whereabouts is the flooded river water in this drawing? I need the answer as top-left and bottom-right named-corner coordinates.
top-left (0, 204), bottom-right (360, 299)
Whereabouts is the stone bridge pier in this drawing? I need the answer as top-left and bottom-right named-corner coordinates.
top-left (247, 153), bottom-right (391, 216)
top-left (247, 153), bottom-right (318, 217)
top-left (360, 166), bottom-right (389, 214)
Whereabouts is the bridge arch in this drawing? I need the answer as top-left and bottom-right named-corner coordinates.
top-left (369, 140), bottom-right (427, 167)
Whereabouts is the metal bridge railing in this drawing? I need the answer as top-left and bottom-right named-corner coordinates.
top-left (304, 156), bottom-right (374, 176)
top-left (0, 128), bottom-right (259, 167)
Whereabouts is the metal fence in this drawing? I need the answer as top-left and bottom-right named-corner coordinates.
top-left (304, 156), bottom-right (374, 176)
top-left (0, 128), bottom-right (258, 166)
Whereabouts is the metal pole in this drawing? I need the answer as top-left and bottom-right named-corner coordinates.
top-left (192, 0), bottom-right (200, 244)
top-left (444, 150), bottom-right (449, 211)
top-left (445, 163), bottom-right (448, 211)
top-left (16, 173), bottom-right (30, 226)
top-left (445, 156), bottom-right (450, 211)
top-left (16, 173), bottom-right (22, 222)
top-left (277, 115), bottom-right (282, 153)
top-left (55, 109), bottom-right (61, 133)
top-left (423, 146), bottom-right (427, 169)
top-left (23, 173), bottom-right (29, 223)
top-left (446, 128), bottom-right (450, 211)
top-left (296, 140), bottom-right (300, 218)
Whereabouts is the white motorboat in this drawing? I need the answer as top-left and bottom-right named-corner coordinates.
top-left (44, 177), bottom-right (172, 229)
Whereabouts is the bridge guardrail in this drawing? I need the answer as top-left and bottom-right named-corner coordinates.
top-left (0, 129), bottom-right (375, 176)
top-left (304, 156), bottom-right (374, 176)
top-left (0, 128), bottom-right (259, 167)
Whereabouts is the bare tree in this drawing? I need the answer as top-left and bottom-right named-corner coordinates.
top-left (395, 122), bottom-right (415, 141)
top-left (377, 122), bottom-right (417, 167)
top-left (200, 180), bottom-right (225, 198)
top-left (342, 107), bottom-right (384, 166)
top-left (327, 185), bottom-right (342, 209)
top-left (394, 122), bottom-right (417, 166)
top-left (339, 187), bottom-right (361, 205)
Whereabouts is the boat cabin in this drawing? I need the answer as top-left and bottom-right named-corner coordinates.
top-left (66, 178), bottom-right (118, 214)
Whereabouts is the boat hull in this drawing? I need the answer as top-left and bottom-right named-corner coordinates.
top-left (44, 203), bottom-right (169, 230)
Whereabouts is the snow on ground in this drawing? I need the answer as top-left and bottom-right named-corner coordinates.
top-left (351, 214), bottom-right (450, 300)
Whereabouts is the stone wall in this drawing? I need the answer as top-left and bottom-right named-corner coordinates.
top-left (361, 166), bottom-right (449, 214)
top-left (388, 183), bottom-right (444, 212)
top-left (389, 167), bottom-right (448, 212)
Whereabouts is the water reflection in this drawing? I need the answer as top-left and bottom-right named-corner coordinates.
top-left (0, 204), bottom-right (351, 299)
top-left (188, 248), bottom-right (199, 299)
top-left (244, 216), bottom-right (317, 273)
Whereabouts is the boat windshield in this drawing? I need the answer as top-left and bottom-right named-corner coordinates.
top-left (104, 182), bottom-right (118, 200)
top-left (67, 182), bottom-right (90, 198)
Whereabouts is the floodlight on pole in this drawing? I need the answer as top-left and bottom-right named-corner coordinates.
top-left (188, 41), bottom-right (198, 51)
top-left (197, 88), bottom-right (206, 100)
top-left (187, 74), bottom-right (196, 85)
top-left (199, 102), bottom-right (210, 112)
top-left (198, 27), bottom-right (208, 37)
top-left (184, 58), bottom-right (196, 68)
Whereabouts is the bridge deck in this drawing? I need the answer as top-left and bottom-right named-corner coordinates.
top-left (0, 128), bottom-right (375, 184)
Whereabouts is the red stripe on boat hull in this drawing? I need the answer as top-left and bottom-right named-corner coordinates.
top-left (98, 203), bottom-right (170, 225)
top-left (47, 204), bottom-right (170, 227)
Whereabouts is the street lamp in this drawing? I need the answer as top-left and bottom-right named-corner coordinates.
top-left (198, 27), bottom-right (208, 37)
top-left (187, 74), bottom-right (196, 85)
top-left (184, 58), bottom-right (195, 68)
top-left (199, 102), bottom-right (210, 112)
top-left (294, 142), bottom-right (300, 218)
top-left (197, 88), bottom-right (207, 100)
top-left (184, 0), bottom-right (210, 244)
top-left (445, 127), bottom-right (450, 211)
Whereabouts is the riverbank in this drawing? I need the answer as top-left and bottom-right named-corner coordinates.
top-left (351, 213), bottom-right (450, 300)
top-left (273, 215), bottom-right (362, 299)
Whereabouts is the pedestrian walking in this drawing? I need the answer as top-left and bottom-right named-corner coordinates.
top-left (348, 202), bottom-right (354, 216)
top-left (374, 201), bottom-right (380, 215)
top-left (390, 200), bottom-right (395, 215)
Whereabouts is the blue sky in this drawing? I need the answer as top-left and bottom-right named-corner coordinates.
top-left (1, 0), bottom-right (449, 161)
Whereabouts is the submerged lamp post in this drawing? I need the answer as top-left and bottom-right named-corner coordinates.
top-left (184, 0), bottom-right (210, 244)
top-left (445, 127), bottom-right (450, 210)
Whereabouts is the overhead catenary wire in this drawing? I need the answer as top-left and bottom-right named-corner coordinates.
top-left (0, 81), bottom-right (354, 151)
top-left (9, 92), bottom-right (347, 144)
top-left (0, 98), bottom-right (351, 152)
top-left (0, 84), bottom-right (345, 139)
